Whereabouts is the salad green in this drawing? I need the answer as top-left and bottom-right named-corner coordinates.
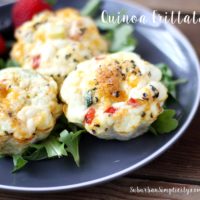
top-left (11, 115), bottom-right (85, 172)
top-left (157, 63), bottom-right (187, 98)
top-left (81, 0), bottom-right (101, 17)
top-left (150, 109), bottom-right (179, 135)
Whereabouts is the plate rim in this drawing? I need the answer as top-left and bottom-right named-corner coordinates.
top-left (0, 0), bottom-right (200, 193)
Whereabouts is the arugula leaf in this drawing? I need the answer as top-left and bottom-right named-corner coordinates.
top-left (150, 109), bottom-right (178, 134)
top-left (24, 136), bottom-right (67, 160)
top-left (157, 63), bottom-right (187, 98)
top-left (13, 119), bottom-right (84, 172)
top-left (0, 154), bottom-right (4, 159)
top-left (110, 24), bottom-right (137, 52)
top-left (59, 130), bottom-right (84, 166)
top-left (95, 18), bottom-right (118, 30)
top-left (43, 136), bottom-right (67, 158)
top-left (81, 0), bottom-right (101, 17)
top-left (12, 155), bottom-right (28, 172)
top-left (103, 24), bottom-right (137, 53)
top-left (23, 146), bottom-right (48, 161)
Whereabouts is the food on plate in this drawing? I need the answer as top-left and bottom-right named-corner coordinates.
top-left (0, 0), bottom-right (183, 172)
top-left (11, 8), bottom-right (108, 86)
top-left (0, 68), bottom-right (62, 155)
top-left (61, 52), bottom-right (168, 140)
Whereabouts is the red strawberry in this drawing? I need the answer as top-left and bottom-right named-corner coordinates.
top-left (0, 35), bottom-right (6, 55)
top-left (12, 0), bottom-right (53, 28)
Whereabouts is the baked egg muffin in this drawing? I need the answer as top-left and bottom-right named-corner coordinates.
top-left (0, 68), bottom-right (62, 155)
top-left (11, 9), bottom-right (108, 86)
top-left (61, 52), bottom-right (168, 140)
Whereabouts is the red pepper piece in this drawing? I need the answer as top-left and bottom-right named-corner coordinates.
top-left (84, 107), bottom-right (95, 124)
top-left (128, 98), bottom-right (139, 106)
top-left (32, 55), bottom-right (41, 69)
top-left (104, 106), bottom-right (117, 114)
top-left (95, 55), bottom-right (105, 60)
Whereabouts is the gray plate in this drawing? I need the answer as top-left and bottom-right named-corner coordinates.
top-left (0, 0), bottom-right (200, 193)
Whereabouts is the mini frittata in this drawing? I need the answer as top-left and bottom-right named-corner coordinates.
top-left (11, 8), bottom-right (108, 86)
top-left (0, 68), bottom-right (62, 155)
top-left (61, 52), bottom-right (168, 140)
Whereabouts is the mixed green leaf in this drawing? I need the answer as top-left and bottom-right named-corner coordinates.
top-left (59, 130), bottom-right (84, 166)
top-left (104, 24), bottom-right (137, 53)
top-left (150, 109), bottom-right (179, 135)
top-left (12, 125), bottom-right (85, 172)
top-left (81, 0), bottom-right (101, 17)
top-left (157, 63), bottom-right (187, 98)
top-left (82, 0), bottom-right (137, 52)
top-left (12, 155), bottom-right (28, 172)
top-left (149, 64), bottom-right (187, 135)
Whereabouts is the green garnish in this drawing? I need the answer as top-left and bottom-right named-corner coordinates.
top-left (12, 155), bottom-right (28, 173)
top-left (59, 130), bottom-right (84, 166)
top-left (81, 0), bottom-right (137, 52)
top-left (0, 155), bottom-right (4, 159)
top-left (85, 90), bottom-right (94, 107)
top-left (25, 136), bottom-right (68, 160)
top-left (108, 24), bottom-right (137, 52)
top-left (157, 63), bottom-right (187, 98)
top-left (95, 18), bottom-right (118, 30)
top-left (11, 128), bottom-right (84, 172)
top-left (44, 136), bottom-right (68, 158)
top-left (23, 145), bottom-right (48, 161)
top-left (97, 20), bottom-right (137, 52)
top-left (150, 109), bottom-right (178, 135)
top-left (81, 0), bottom-right (101, 17)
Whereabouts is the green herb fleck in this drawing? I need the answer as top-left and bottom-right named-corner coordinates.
top-left (85, 90), bottom-right (94, 107)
